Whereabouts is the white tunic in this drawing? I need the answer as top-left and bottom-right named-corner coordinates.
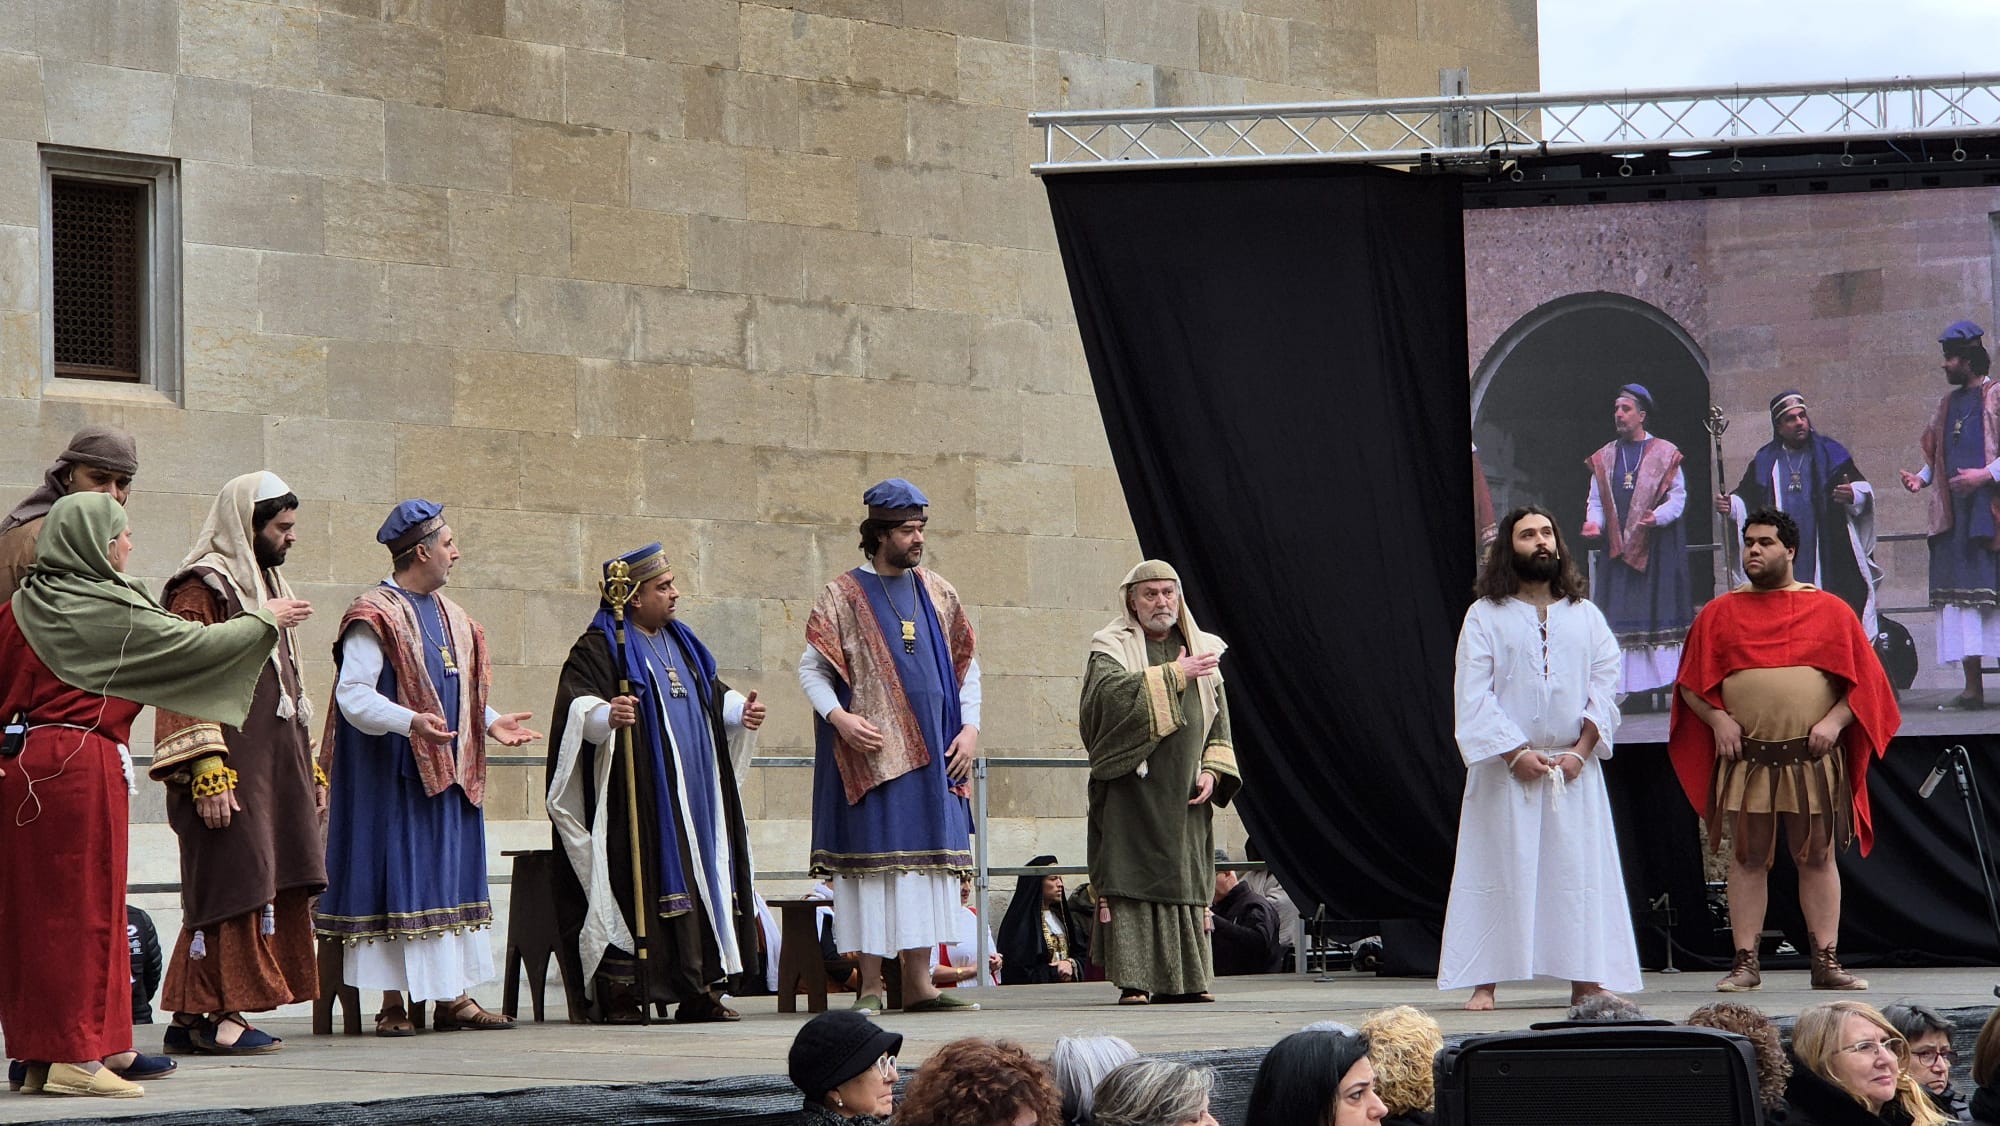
top-left (1437, 596), bottom-right (1643, 993)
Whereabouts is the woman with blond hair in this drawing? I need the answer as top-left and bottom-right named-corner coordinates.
top-left (1784, 1001), bottom-right (1950, 1126)
top-left (1359, 1006), bottom-right (1442, 1125)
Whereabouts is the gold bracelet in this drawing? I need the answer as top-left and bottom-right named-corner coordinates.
top-left (313, 761), bottom-right (329, 788)
top-left (190, 766), bottom-right (239, 800)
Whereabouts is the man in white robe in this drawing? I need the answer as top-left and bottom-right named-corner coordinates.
top-left (1440, 505), bottom-right (1643, 1010)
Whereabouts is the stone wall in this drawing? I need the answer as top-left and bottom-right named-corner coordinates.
top-left (0, 0), bottom-right (1538, 892)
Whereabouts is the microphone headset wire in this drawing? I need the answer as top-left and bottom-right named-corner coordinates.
top-left (15, 597), bottom-right (139, 827)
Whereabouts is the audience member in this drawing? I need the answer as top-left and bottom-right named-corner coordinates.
top-left (895, 1038), bottom-right (1064, 1126)
top-left (1091, 1058), bottom-right (1218, 1126)
top-left (1245, 1029), bottom-right (1388, 1125)
top-left (1785, 1001), bottom-right (1949, 1126)
top-left (787, 1010), bottom-right (902, 1124)
top-left (1239, 838), bottom-right (1300, 949)
top-left (128, 906), bottom-right (162, 1026)
top-left (999, 857), bottom-right (1081, 985)
top-left (1564, 993), bottom-right (1650, 1023)
top-left (1685, 1001), bottom-right (1791, 1115)
top-left (1885, 1002), bottom-right (1970, 1121)
top-left (1966, 1004), bottom-right (2000, 1124)
top-left (1048, 1036), bottom-right (1139, 1126)
top-left (1359, 1006), bottom-right (1443, 1125)
top-left (1210, 850), bottom-right (1285, 976)
top-left (935, 875), bottom-right (1002, 988)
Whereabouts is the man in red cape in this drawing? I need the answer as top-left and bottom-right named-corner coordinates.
top-left (1669, 507), bottom-right (1900, 993)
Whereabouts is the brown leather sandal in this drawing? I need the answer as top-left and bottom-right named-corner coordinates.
top-left (674, 994), bottom-right (741, 1023)
top-left (374, 1007), bottom-right (416, 1038)
top-left (433, 997), bottom-right (517, 1031)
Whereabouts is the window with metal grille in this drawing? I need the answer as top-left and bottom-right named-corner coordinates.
top-left (50, 177), bottom-right (145, 381)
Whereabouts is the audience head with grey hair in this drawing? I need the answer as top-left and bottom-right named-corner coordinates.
top-left (1565, 992), bottom-right (1649, 1023)
top-left (1048, 1035), bottom-right (1139, 1125)
top-left (1089, 1058), bottom-right (1217, 1126)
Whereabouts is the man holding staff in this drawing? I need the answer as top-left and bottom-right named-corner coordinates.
top-left (546, 543), bottom-right (763, 1023)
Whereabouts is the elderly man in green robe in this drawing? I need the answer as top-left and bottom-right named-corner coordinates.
top-left (1080, 560), bottom-right (1239, 1004)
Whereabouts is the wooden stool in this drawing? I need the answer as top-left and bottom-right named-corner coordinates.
top-left (500, 849), bottom-right (584, 1022)
top-left (770, 897), bottom-right (901, 1014)
top-left (311, 935), bottom-right (426, 1034)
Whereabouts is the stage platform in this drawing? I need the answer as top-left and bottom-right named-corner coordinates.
top-left (14, 966), bottom-right (2000, 1123)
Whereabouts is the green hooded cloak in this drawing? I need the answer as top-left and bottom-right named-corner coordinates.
top-left (11, 492), bottom-right (278, 728)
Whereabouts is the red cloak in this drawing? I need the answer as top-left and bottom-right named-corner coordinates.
top-left (1666, 587), bottom-right (1901, 855)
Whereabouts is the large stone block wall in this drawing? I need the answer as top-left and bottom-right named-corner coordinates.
top-left (0, 0), bottom-right (1536, 888)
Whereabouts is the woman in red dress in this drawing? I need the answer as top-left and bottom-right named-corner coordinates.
top-left (0, 492), bottom-right (304, 1099)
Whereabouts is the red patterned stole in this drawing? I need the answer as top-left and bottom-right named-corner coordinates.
top-left (1586, 436), bottom-right (1683, 573)
top-left (318, 585), bottom-right (491, 806)
top-left (806, 568), bottom-right (975, 804)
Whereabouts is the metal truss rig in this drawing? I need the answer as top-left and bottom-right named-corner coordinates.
top-left (1030, 73), bottom-right (2000, 174)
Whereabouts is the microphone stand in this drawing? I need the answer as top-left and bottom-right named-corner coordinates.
top-left (600, 561), bottom-right (651, 1024)
top-left (1923, 745), bottom-right (2000, 965)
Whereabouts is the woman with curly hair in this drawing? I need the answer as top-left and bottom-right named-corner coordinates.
top-left (895, 1038), bottom-right (1065, 1126)
top-left (1359, 1006), bottom-right (1443, 1125)
top-left (1784, 1001), bottom-right (1949, 1126)
top-left (1685, 1001), bottom-right (1791, 1114)
top-left (1090, 1058), bottom-right (1217, 1126)
top-left (1245, 1029), bottom-right (1388, 1125)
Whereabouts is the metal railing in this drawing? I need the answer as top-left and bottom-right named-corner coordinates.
top-left (1032, 73), bottom-right (2000, 174)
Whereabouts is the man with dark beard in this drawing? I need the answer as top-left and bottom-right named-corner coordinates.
top-left (1439, 506), bottom-right (1639, 1011)
top-left (152, 472), bottom-right (320, 1055)
top-left (1669, 509), bottom-right (1899, 992)
top-left (1902, 320), bottom-right (2000, 709)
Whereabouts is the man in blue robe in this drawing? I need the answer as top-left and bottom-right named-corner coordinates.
top-left (799, 478), bottom-right (980, 1013)
top-left (1717, 390), bottom-right (1880, 633)
top-left (315, 500), bottom-right (542, 1035)
top-left (545, 544), bottom-right (765, 1023)
top-left (1581, 384), bottom-right (1693, 706)
top-left (1902, 321), bottom-right (2000, 709)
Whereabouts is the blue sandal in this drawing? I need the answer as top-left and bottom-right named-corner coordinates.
top-left (111, 1052), bottom-right (177, 1081)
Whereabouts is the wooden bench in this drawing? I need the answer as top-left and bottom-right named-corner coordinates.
top-left (768, 896), bottom-right (902, 1013)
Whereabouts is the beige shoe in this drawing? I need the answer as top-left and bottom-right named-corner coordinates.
top-left (40, 1062), bottom-right (142, 1098)
top-left (1809, 933), bottom-right (1867, 990)
top-left (1715, 948), bottom-right (1761, 991)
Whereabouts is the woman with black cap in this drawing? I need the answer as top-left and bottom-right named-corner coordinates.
top-left (789, 1010), bottom-right (903, 1123)
top-left (998, 856), bottom-right (1078, 985)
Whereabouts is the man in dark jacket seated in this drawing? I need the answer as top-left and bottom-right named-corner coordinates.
top-left (1211, 850), bottom-right (1286, 976)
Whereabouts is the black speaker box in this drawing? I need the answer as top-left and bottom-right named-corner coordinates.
top-left (1435, 1025), bottom-right (1763, 1126)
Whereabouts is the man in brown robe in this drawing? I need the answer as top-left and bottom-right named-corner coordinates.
top-left (0, 424), bottom-right (138, 598)
top-left (152, 472), bottom-right (322, 1055)
top-left (1080, 559), bottom-right (1238, 1005)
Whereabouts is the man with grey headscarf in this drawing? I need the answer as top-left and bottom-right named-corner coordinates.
top-left (1079, 560), bottom-right (1237, 1005)
top-left (0, 424), bottom-right (139, 598)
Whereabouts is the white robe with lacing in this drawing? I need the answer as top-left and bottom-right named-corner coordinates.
top-left (1438, 596), bottom-right (1644, 993)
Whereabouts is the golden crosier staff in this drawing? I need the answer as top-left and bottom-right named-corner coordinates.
top-left (600, 560), bottom-right (652, 1025)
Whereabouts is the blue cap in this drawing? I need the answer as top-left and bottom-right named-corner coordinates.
top-left (1616, 383), bottom-right (1653, 414)
top-left (1941, 320), bottom-right (1986, 346)
top-left (864, 478), bottom-right (928, 519)
top-left (378, 499), bottom-right (444, 554)
top-left (606, 542), bottom-right (670, 585)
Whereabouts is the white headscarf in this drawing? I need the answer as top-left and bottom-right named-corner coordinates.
top-left (176, 471), bottom-right (311, 724)
top-left (1089, 559), bottom-right (1227, 738)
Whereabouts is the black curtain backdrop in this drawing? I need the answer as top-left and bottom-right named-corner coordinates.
top-left (1045, 164), bottom-right (1474, 924)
